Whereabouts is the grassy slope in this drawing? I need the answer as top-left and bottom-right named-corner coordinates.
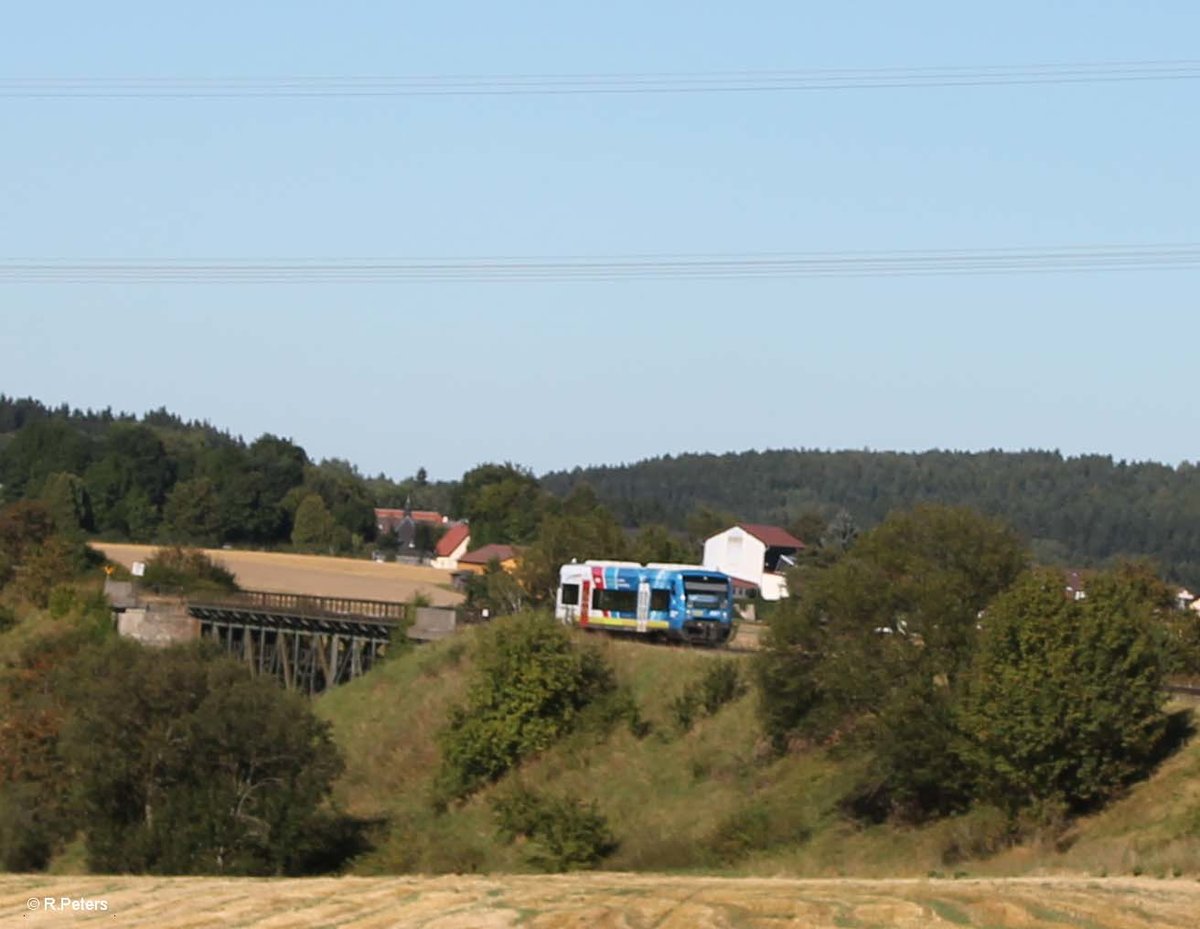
top-left (316, 625), bottom-right (1200, 878)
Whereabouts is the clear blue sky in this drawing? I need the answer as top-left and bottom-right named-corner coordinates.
top-left (4, 2), bottom-right (1198, 479)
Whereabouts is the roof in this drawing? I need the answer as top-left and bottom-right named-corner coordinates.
top-left (435, 523), bottom-right (471, 558)
top-left (459, 543), bottom-right (519, 565)
top-left (738, 523), bottom-right (805, 550)
top-left (374, 508), bottom-right (445, 526)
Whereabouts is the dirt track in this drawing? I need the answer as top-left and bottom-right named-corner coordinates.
top-left (94, 544), bottom-right (464, 607)
top-left (5, 873), bottom-right (1200, 928)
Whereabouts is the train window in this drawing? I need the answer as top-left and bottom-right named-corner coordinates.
top-left (561, 583), bottom-right (579, 606)
top-left (593, 588), bottom-right (638, 613)
top-left (650, 589), bottom-right (671, 611)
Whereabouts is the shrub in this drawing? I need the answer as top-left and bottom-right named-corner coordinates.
top-left (141, 546), bottom-right (238, 595)
top-left (959, 566), bottom-right (1169, 818)
top-left (671, 660), bottom-right (747, 734)
top-left (491, 785), bottom-right (617, 872)
top-left (435, 614), bottom-right (615, 803)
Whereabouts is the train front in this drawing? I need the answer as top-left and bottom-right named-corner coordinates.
top-left (674, 570), bottom-right (734, 645)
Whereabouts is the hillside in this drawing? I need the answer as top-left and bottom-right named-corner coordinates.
top-left (316, 623), bottom-right (1200, 879)
top-left (543, 449), bottom-right (1200, 586)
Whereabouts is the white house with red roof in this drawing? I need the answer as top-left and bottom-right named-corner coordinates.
top-left (430, 522), bottom-right (471, 570)
top-left (702, 523), bottom-right (805, 601)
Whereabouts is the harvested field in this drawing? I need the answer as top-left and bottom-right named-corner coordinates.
top-left (5, 873), bottom-right (1200, 927)
top-left (94, 543), bottom-right (463, 607)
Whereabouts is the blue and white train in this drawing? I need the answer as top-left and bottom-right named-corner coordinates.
top-left (555, 561), bottom-right (735, 646)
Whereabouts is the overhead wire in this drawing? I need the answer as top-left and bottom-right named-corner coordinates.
top-left (2, 60), bottom-right (1200, 97)
top-left (3, 245), bottom-right (1199, 283)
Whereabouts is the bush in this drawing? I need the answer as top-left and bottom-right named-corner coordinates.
top-left (59, 639), bottom-right (346, 875)
top-left (671, 660), bottom-right (747, 734)
top-left (141, 546), bottom-right (238, 595)
top-left (0, 603), bottom-right (15, 634)
top-left (435, 614), bottom-right (615, 803)
top-left (491, 785), bottom-right (617, 872)
top-left (959, 566), bottom-right (1169, 817)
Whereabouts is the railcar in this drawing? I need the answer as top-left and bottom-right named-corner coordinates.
top-left (554, 560), bottom-right (734, 646)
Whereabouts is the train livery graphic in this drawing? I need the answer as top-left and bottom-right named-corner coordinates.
top-left (555, 561), bottom-right (735, 645)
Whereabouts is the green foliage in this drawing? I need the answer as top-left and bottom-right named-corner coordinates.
top-left (758, 505), bottom-right (1026, 748)
top-left (518, 485), bottom-right (629, 604)
top-left (291, 493), bottom-right (338, 552)
top-left (436, 614), bottom-right (616, 803)
top-left (162, 476), bottom-right (223, 545)
top-left (491, 785), bottom-right (617, 872)
top-left (0, 604), bottom-right (14, 633)
top-left (12, 536), bottom-right (96, 608)
top-left (959, 565), bottom-right (1170, 818)
top-left (37, 471), bottom-right (93, 534)
top-left (453, 462), bottom-right (544, 546)
top-left (671, 660), bottom-right (747, 734)
top-left (0, 500), bottom-right (55, 568)
top-left (755, 505), bottom-right (1027, 822)
top-left (630, 523), bottom-right (695, 564)
top-left (464, 561), bottom-right (527, 616)
top-left (0, 627), bottom-right (95, 870)
top-left (542, 449), bottom-right (1200, 589)
top-left (58, 639), bottom-right (345, 875)
top-left (141, 546), bottom-right (238, 595)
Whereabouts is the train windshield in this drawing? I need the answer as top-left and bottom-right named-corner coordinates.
top-left (682, 576), bottom-right (730, 611)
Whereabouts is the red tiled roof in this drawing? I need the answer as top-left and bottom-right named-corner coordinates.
top-left (739, 523), bottom-right (805, 549)
top-left (374, 508), bottom-right (444, 525)
top-left (459, 543), bottom-right (518, 565)
top-left (435, 523), bottom-right (470, 558)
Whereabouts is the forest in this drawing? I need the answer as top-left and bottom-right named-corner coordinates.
top-left (543, 448), bottom-right (1200, 586)
top-left (4, 394), bottom-right (1200, 586)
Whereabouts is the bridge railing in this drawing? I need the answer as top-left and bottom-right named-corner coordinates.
top-left (189, 589), bottom-right (410, 624)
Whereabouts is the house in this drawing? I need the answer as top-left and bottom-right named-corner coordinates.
top-left (374, 507), bottom-right (446, 537)
top-left (455, 543), bottom-right (521, 576)
top-left (430, 522), bottom-right (471, 570)
top-left (702, 524), bottom-right (804, 601)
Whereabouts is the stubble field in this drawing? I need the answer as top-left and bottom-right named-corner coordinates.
top-left (94, 543), bottom-right (464, 607)
top-left (6, 873), bottom-right (1200, 928)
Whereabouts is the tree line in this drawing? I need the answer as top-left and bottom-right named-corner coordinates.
top-left (7, 395), bottom-right (1200, 589)
top-left (0, 395), bottom-right (450, 553)
top-left (543, 448), bottom-right (1200, 587)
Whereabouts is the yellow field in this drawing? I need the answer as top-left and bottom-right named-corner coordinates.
top-left (6, 873), bottom-right (1200, 927)
top-left (93, 544), bottom-right (464, 608)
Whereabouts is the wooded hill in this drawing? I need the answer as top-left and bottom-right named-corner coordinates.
top-left (5, 393), bottom-right (1200, 586)
top-left (543, 449), bottom-right (1200, 586)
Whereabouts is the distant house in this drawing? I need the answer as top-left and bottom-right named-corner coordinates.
top-left (456, 543), bottom-right (521, 576)
top-left (374, 507), bottom-right (446, 536)
top-left (430, 522), bottom-right (471, 570)
top-left (702, 524), bottom-right (805, 601)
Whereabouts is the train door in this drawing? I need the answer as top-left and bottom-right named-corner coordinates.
top-left (579, 579), bottom-right (590, 627)
top-left (636, 579), bottom-right (651, 634)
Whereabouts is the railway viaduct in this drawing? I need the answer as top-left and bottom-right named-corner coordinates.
top-left (110, 583), bottom-right (462, 694)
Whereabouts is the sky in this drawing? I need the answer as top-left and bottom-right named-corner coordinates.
top-left (3, 2), bottom-right (1198, 480)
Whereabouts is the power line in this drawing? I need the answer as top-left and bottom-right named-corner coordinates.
top-left (2, 60), bottom-right (1199, 97)
top-left (3, 245), bottom-right (1199, 283)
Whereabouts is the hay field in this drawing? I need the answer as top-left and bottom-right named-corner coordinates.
top-left (6, 873), bottom-right (1200, 928)
top-left (94, 543), bottom-right (464, 607)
